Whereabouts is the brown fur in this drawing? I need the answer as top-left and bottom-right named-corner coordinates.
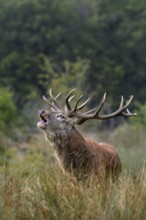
top-left (56, 128), bottom-right (122, 179)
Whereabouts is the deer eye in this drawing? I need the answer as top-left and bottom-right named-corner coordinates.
top-left (57, 114), bottom-right (65, 119)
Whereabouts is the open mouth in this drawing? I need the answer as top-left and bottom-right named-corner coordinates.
top-left (40, 114), bottom-right (47, 123)
top-left (37, 110), bottom-right (48, 129)
top-left (39, 110), bottom-right (48, 122)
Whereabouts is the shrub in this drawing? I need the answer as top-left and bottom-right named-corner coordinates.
top-left (130, 102), bottom-right (146, 126)
top-left (0, 88), bottom-right (17, 130)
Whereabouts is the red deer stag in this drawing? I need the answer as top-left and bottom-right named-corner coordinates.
top-left (37, 89), bottom-right (136, 179)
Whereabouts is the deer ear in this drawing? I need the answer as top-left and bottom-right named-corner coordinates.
top-left (66, 115), bottom-right (80, 125)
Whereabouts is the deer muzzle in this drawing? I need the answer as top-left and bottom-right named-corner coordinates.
top-left (37, 110), bottom-right (48, 129)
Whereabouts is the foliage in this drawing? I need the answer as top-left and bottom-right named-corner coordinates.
top-left (0, 88), bottom-right (17, 165)
top-left (48, 59), bottom-right (90, 94)
top-left (130, 103), bottom-right (146, 126)
top-left (0, 0), bottom-right (146, 109)
top-left (0, 88), bottom-right (17, 130)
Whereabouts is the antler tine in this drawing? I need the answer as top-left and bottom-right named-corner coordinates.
top-left (122, 108), bottom-right (137, 117)
top-left (74, 95), bottom-right (83, 111)
top-left (65, 88), bottom-right (76, 111)
top-left (77, 97), bottom-right (91, 111)
top-left (124, 95), bottom-right (133, 108)
top-left (84, 108), bottom-right (96, 114)
top-left (43, 95), bottom-right (58, 110)
top-left (119, 95), bottom-right (124, 108)
top-left (69, 95), bottom-right (75, 102)
top-left (49, 89), bottom-right (60, 109)
top-left (112, 95), bottom-right (133, 116)
top-left (66, 89), bottom-right (76, 100)
top-left (55, 92), bottom-right (61, 100)
top-left (121, 95), bottom-right (137, 117)
top-left (94, 93), bottom-right (107, 116)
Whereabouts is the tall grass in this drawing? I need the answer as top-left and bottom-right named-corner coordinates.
top-left (1, 163), bottom-right (146, 220)
top-left (0, 123), bottom-right (146, 220)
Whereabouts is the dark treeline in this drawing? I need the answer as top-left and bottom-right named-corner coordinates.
top-left (0, 0), bottom-right (146, 111)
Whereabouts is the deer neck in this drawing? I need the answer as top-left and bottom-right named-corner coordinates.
top-left (44, 126), bottom-right (86, 155)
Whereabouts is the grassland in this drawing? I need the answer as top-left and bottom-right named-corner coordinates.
top-left (0, 123), bottom-right (146, 220)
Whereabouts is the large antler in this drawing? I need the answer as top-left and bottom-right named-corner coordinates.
top-left (64, 90), bottom-right (137, 124)
top-left (43, 89), bottom-right (136, 124)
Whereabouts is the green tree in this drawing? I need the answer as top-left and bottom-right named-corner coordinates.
top-left (0, 0), bottom-right (146, 111)
top-left (85, 0), bottom-right (146, 106)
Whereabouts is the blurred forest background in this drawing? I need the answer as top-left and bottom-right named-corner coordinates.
top-left (0, 0), bottom-right (146, 164)
top-left (0, 0), bottom-right (146, 219)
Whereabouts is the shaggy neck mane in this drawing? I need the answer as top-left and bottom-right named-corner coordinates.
top-left (47, 127), bottom-right (86, 154)
top-left (51, 127), bottom-right (93, 175)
